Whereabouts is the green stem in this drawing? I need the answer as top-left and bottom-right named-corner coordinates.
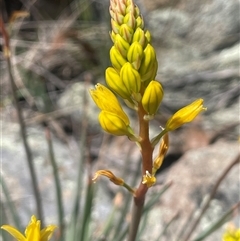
top-left (46, 128), bottom-right (64, 240)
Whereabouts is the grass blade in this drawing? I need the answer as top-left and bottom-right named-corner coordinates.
top-left (45, 128), bottom-right (65, 241)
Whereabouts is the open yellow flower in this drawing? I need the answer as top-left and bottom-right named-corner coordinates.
top-left (1, 215), bottom-right (57, 241)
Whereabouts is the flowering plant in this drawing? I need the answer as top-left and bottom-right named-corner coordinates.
top-left (89, 0), bottom-right (206, 239)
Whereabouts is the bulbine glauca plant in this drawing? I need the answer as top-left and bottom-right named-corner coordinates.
top-left (89, 0), bottom-right (206, 240)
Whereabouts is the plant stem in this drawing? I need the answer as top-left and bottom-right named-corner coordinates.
top-left (127, 201), bottom-right (144, 241)
top-left (127, 100), bottom-right (154, 241)
top-left (0, 18), bottom-right (44, 224)
top-left (46, 128), bottom-right (64, 240)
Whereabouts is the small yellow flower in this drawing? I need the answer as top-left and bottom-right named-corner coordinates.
top-left (142, 171), bottom-right (156, 188)
top-left (165, 99), bottom-right (207, 131)
top-left (222, 223), bottom-right (240, 241)
top-left (1, 215), bottom-right (57, 241)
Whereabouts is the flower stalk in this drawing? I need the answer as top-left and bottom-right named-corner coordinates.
top-left (89, 0), bottom-right (206, 240)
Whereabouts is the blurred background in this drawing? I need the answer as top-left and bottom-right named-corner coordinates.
top-left (1, 0), bottom-right (239, 240)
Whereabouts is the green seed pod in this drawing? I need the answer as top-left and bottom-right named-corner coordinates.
top-left (127, 41), bottom-right (143, 70)
top-left (105, 67), bottom-right (130, 99)
top-left (142, 80), bottom-right (164, 115)
top-left (120, 62), bottom-right (141, 96)
top-left (110, 46), bottom-right (127, 71)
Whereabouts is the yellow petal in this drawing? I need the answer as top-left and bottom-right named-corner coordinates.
top-left (89, 83), bottom-right (130, 125)
top-left (40, 225), bottom-right (57, 241)
top-left (1, 225), bottom-right (26, 241)
top-left (25, 217), bottom-right (40, 241)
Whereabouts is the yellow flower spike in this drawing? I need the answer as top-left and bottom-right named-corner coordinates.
top-left (1, 215), bottom-right (57, 241)
top-left (110, 46), bottom-right (127, 71)
top-left (93, 169), bottom-right (125, 185)
top-left (127, 41), bottom-right (143, 70)
top-left (119, 23), bottom-right (134, 43)
top-left (142, 80), bottom-right (164, 116)
top-left (165, 99), bottom-right (207, 131)
top-left (114, 34), bottom-right (130, 58)
top-left (222, 223), bottom-right (240, 241)
top-left (152, 133), bottom-right (169, 175)
top-left (105, 67), bottom-right (130, 99)
top-left (139, 44), bottom-right (158, 82)
top-left (120, 62), bottom-right (141, 96)
top-left (99, 111), bottom-right (134, 136)
top-left (89, 83), bottom-right (129, 124)
top-left (142, 171), bottom-right (156, 188)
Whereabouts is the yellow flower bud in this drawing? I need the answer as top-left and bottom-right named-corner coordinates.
top-left (136, 16), bottom-right (144, 29)
top-left (132, 28), bottom-right (147, 47)
top-left (139, 44), bottom-right (158, 82)
top-left (99, 111), bottom-right (133, 136)
top-left (123, 12), bottom-right (136, 29)
top-left (165, 99), bottom-right (207, 131)
top-left (145, 30), bottom-right (151, 43)
top-left (114, 34), bottom-right (130, 58)
top-left (110, 46), bottom-right (127, 71)
top-left (119, 24), bottom-right (134, 43)
top-left (111, 18), bottom-right (120, 35)
top-left (105, 67), bottom-right (130, 99)
top-left (127, 41), bottom-right (143, 70)
top-left (142, 80), bottom-right (164, 115)
top-left (89, 83), bottom-right (129, 124)
top-left (120, 62), bottom-right (141, 96)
